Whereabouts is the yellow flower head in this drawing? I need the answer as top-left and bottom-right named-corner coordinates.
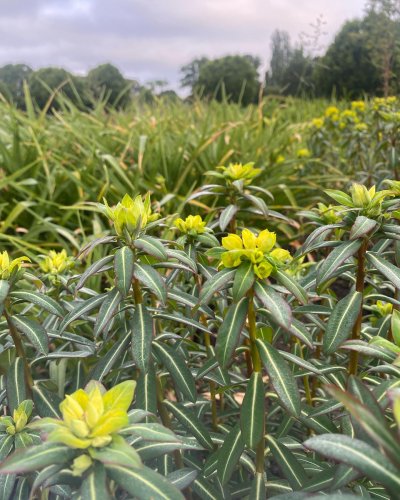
top-left (351, 101), bottom-right (366, 112)
top-left (350, 183), bottom-right (393, 216)
top-left (0, 400), bottom-right (32, 436)
top-left (174, 215), bottom-right (206, 235)
top-left (103, 193), bottom-right (159, 237)
top-left (218, 162), bottom-right (262, 185)
top-left (341, 109), bottom-right (357, 121)
top-left (40, 250), bottom-right (74, 275)
top-left (355, 122), bottom-right (368, 132)
top-left (317, 203), bottom-right (340, 224)
top-left (0, 251), bottom-right (30, 280)
top-left (220, 228), bottom-right (291, 279)
top-left (325, 106), bottom-right (340, 120)
top-left (376, 300), bottom-right (393, 317)
top-left (275, 155), bottom-right (285, 164)
top-left (37, 380), bottom-right (136, 449)
top-left (297, 148), bottom-right (311, 159)
top-left (311, 118), bottom-right (324, 129)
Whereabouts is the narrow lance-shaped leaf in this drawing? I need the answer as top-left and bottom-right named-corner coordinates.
top-left (81, 463), bottom-right (110, 500)
top-left (350, 216), bottom-right (377, 240)
top-left (107, 464), bottom-right (184, 500)
top-left (152, 342), bottom-right (197, 403)
top-left (76, 255), bottom-right (114, 292)
top-left (114, 246), bottom-right (134, 296)
top-left (217, 424), bottom-right (245, 486)
top-left (136, 362), bottom-right (157, 416)
top-left (219, 204), bottom-right (238, 232)
top-left (89, 328), bottom-right (131, 382)
top-left (215, 297), bottom-right (248, 368)
top-left (367, 251), bottom-right (400, 290)
top-left (133, 262), bottom-right (167, 305)
top-left (93, 288), bottom-right (122, 338)
top-left (32, 384), bottom-right (62, 418)
top-left (134, 236), bottom-right (167, 260)
top-left (232, 261), bottom-right (254, 302)
top-left (59, 293), bottom-right (107, 334)
top-left (240, 371), bottom-right (265, 450)
top-left (273, 269), bottom-right (308, 305)
top-left (316, 239), bottom-right (362, 288)
top-left (11, 291), bottom-right (65, 317)
top-left (199, 268), bottom-right (236, 305)
top-left (6, 358), bottom-right (27, 414)
top-left (0, 280), bottom-right (9, 316)
top-left (254, 281), bottom-right (292, 329)
top-left (131, 303), bottom-right (154, 373)
top-left (304, 434), bottom-right (400, 496)
top-left (323, 291), bottom-right (362, 355)
top-left (12, 316), bottom-right (49, 355)
top-left (267, 435), bottom-right (308, 490)
top-left (256, 340), bottom-right (301, 416)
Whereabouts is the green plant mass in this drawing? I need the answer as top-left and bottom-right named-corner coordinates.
top-left (2, 92), bottom-right (400, 499)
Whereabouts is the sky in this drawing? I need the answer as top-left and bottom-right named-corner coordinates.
top-left (0, 0), bottom-right (366, 90)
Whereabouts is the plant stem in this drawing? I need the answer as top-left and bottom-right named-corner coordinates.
top-left (4, 309), bottom-right (33, 394)
top-left (133, 277), bottom-right (143, 304)
top-left (247, 288), bottom-right (264, 473)
top-left (348, 239), bottom-right (367, 376)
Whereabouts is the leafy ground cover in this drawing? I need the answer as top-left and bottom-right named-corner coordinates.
top-left (1, 96), bottom-right (400, 498)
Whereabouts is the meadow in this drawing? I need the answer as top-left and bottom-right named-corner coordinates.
top-left (1, 93), bottom-right (400, 499)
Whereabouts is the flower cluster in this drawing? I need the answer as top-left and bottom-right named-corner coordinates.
top-left (217, 162), bottom-right (262, 185)
top-left (102, 193), bottom-right (159, 237)
top-left (0, 251), bottom-right (29, 280)
top-left (40, 249), bottom-right (74, 275)
top-left (0, 400), bottom-right (32, 436)
top-left (174, 215), bottom-right (206, 235)
top-left (35, 380), bottom-right (135, 450)
top-left (220, 228), bottom-right (291, 279)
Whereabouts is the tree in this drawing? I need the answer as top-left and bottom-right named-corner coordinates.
top-left (265, 31), bottom-right (314, 96)
top-left (28, 67), bottom-right (85, 110)
top-left (180, 57), bottom-right (209, 90)
top-left (87, 63), bottom-right (130, 108)
top-left (194, 55), bottom-right (261, 105)
top-left (313, 19), bottom-right (381, 97)
top-left (365, 0), bottom-right (400, 96)
top-left (0, 64), bottom-right (32, 108)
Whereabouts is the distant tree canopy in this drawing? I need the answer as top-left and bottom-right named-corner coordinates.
top-left (0, 64), bottom-right (32, 107)
top-left (182, 55), bottom-right (261, 105)
top-left (87, 63), bottom-right (131, 108)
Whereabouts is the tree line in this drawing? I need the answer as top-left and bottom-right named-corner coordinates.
top-left (0, 0), bottom-right (398, 110)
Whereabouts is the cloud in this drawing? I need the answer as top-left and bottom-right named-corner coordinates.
top-left (0, 0), bottom-right (366, 88)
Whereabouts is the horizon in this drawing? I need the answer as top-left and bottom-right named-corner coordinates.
top-left (0, 0), bottom-right (366, 90)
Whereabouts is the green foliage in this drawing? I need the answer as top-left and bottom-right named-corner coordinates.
top-left (87, 63), bottom-right (131, 108)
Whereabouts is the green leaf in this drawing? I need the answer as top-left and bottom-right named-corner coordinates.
top-left (0, 442), bottom-right (76, 474)
top-left (167, 468), bottom-right (197, 491)
top-left (133, 262), bottom-right (167, 305)
top-left (0, 280), bottom-right (9, 316)
top-left (6, 358), bottom-right (27, 414)
top-left (12, 315), bottom-right (48, 355)
top-left (152, 342), bottom-right (197, 403)
top-left (350, 216), bottom-right (377, 240)
top-left (240, 371), bottom-right (264, 450)
top-left (76, 255), bottom-right (114, 292)
top-left (163, 400), bottom-right (214, 450)
top-left (10, 290), bottom-right (64, 317)
top-left (219, 204), bottom-right (238, 231)
top-left (392, 309), bottom-right (400, 347)
top-left (192, 475), bottom-right (222, 500)
top-left (254, 281), bottom-right (292, 329)
top-left (323, 291), bottom-right (362, 354)
top-left (217, 424), bottom-right (245, 485)
top-left (93, 288), bottom-right (122, 338)
top-left (134, 236), bottom-right (167, 260)
top-left (325, 189), bottom-right (354, 207)
top-left (131, 303), bottom-right (154, 373)
top-left (32, 383), bottom-right (62, 418)
top-left (59, 293), bottom-right (107, 334)
top-left (367, 252), bottom-right (400, 289)
top-left (90, 436), bottom-right (142, 469)
top-left (81, 463), bottom-right (110, 500)
top-left (316, 239), bottom-right (361, 287)
top-left (215, 297), bottom-right (248, 368)
top-left (304, 434), bottom-right (400, 495)
top-left (89, 327), bottom-right (131, 382)
top-left (0, 473), bottom-right (15, 500)
top-left (267, 435), bottom-right (307, 490)
top-left (199, 268), bottom-right (236, 305)
top-left (274, 270), bottom-right (308, 305)
top-left (136, 362), bottom-right (157, 416)
top-left (114, 246), bottom-right (134, 296)
top-left (107, 464), bottom-right (184, 499)
top-left (232, 261), bottom-right (254, 301)
top-left (122, 423), bottom-right (179, 443)
top-left (249, 473), bottom-right (266, 500)
top-left (0, 435), bottom-right (13, 460)
top-left (168, 288), bottom-right (214, 318)
top-left (256, 340), bottom-right (301, 416)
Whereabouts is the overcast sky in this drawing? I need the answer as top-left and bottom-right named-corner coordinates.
top-left (0, 0), bottom-right (366, 89)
